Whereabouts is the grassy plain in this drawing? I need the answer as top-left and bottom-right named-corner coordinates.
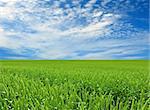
top-left (0, 60), bottom-right (149, 110)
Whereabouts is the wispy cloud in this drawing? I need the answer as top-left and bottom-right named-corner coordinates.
top-left (0, 0), bottom-right (149, 59)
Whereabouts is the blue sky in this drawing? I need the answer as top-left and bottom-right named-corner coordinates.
top-left (0, 0), bottom-right (149, 59)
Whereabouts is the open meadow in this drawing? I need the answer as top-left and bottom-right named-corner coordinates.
top-left (0, 60), bottom-right (149, 110)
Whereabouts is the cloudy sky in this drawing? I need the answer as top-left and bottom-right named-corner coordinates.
top-left (0, 0), bottom-right (149, 59)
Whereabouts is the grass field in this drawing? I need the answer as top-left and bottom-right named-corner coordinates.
top-left (0, 60), bottom-right (149, 110)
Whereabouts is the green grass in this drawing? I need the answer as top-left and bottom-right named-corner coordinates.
top-left (0, 60), bottom-right (149, 110)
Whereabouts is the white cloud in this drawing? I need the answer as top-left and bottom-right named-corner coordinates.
top-left (93, 11), bottom-right (103, 17)
top-left (101, 0), bottom-right (112, 6)
top-left (0, 6), bottom-right (16, 19)
top-left (0, 0), bottom-right (148, 59)
top-left (85, 0), bottom-right (97, 8)
top-left (0, 27), bottom-right (4, 32)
